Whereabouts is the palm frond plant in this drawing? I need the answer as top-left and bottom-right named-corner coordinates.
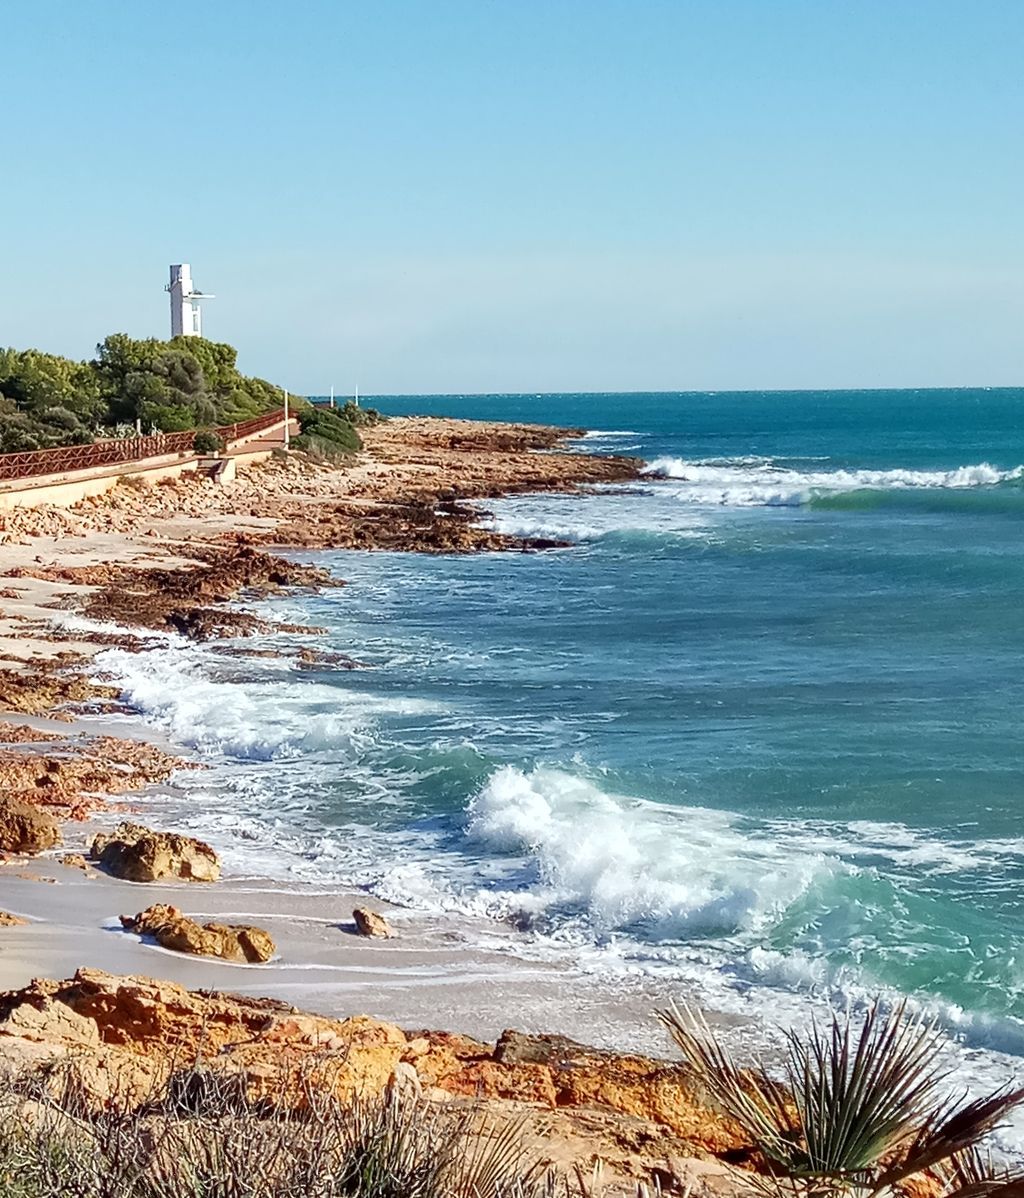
top-left (657, 1000), bottom-right (1024, 1198)
top-left (938, 1147), bottom-right (1024, 1198)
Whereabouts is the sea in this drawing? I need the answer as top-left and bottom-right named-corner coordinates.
top-left (96, 389), bottom-right (1024, 1135)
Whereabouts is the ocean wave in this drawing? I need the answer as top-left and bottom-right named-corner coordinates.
top-left (578, 429), bottom-right (641, 439)
top-left (766, 818), bottom-right (1024, 876)
top-left (463, 765), bottom-right (834, 939)
top-left (640, 458), bottom-right (1024, 507)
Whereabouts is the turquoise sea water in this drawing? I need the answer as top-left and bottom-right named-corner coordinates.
top-left (104, 389), bottom-right (1024, 1097)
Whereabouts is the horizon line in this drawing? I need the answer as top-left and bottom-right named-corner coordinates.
top-left (307, 384), bottom-right (1024, 399)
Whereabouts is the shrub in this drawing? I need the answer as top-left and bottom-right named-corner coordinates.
top-left (297, 407), bottom-right (362, 454)
top-left (340, 400), bottom-right (385, 428)
top-left (192, 429), bottom-right (224, 455)
top-left (292, 433), bottom-right (358, 464)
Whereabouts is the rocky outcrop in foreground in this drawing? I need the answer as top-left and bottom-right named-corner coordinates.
top-left (12, 545), bottom-right (337, 640)
top-left (0, 668), bottom-right (118, 718)
top-left (91, 821), bottom-right (220, 883)
top-left (120, 905), bottom-right (276, 963)
top-left (0, 969), bottom-right (748, 1194)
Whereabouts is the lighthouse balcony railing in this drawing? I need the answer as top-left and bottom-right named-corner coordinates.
top-left (0, 408), bottom-right (287, 483)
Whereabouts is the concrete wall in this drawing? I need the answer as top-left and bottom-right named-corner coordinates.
top-left (0, 454), bottom-right (204, 512)
top-left (0, 416), bottom-right (293, 512)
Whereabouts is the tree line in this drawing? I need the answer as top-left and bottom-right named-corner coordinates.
top-left (0, 334), bottom-right (294, 453)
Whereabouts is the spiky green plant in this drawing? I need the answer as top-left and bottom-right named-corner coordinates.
top-left (657, 1000), bottom-right (1024, 1198)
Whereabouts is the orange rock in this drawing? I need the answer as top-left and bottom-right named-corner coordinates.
top-left (0, 969), bottom-right (756, 1186)
top-left (92, 822), bottom-right (220, 883)
top-left (0, 794), bottom-right (60, 854)
top-left (120, 904), bottom-right (274, 964)
top-left (353, 906), bottom-right (392, 937)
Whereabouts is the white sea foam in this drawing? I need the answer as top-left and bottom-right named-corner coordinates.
top-left (764, 817), bottom-right (1024, 876)
top-left (51, 612), bottom-right (175, 642)
top-left (640, 458), bottom-right (1024, 506)
top-left (98, 645), bottom-right (440, 760)
top-left (480, 492), bottom-right (709, 542)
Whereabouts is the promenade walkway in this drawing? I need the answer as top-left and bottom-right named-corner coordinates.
top-left (0, 410), bottom-right (296, 512)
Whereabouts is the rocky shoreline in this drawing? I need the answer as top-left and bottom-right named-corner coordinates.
top-left (0, 417), bottom-right (641, 552)
top-left (0, 416), bottom-right (643, 854)
top-left (0, 417), bottom-right (769, 1193)
top-left (0, 969), bottom-right (746, 1195)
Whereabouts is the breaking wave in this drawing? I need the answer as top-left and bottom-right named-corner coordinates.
top-left (640, 458), bottom-right (1024, 507)
top-left (462, 765), bottom-right (834, 938)
top-left (579, 429), bottom-right (641, 439)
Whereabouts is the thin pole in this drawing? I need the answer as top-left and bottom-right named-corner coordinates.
top-left (283, 389), bottom-right (290, 450)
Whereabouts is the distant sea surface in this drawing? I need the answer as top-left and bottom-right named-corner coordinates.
top-left (104, 390), bottom-right (1024, 1120)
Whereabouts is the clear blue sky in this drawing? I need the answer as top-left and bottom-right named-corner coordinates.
top-left (3, 1), bottom-right (1022, 393)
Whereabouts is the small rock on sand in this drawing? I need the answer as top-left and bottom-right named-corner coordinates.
top-left (120, 903), bottom-right (275, 964)
top-left (353, 907), bottom-right (393, 938)
top-left (91, 822), bottom-right (220, 883)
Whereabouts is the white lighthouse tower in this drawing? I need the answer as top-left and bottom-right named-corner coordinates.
top-left (166, 264), bottom-right (214, 338)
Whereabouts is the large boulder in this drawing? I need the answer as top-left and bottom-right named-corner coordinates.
top-left (120, 904), bottom-right (274, 964)
top-left (0, 795), bottom-right (60, 854)
top-left (91, 821), bottom-right (220, 883)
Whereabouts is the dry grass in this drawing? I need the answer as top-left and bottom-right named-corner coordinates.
top-left (0, 1059), bottom-right (606, 1198)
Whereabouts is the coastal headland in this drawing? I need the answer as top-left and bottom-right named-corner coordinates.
top-left (0, 417), bottom-right (759, 1194)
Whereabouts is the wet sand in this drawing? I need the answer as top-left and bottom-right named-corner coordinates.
top-left (0, 832), bottom-right (681, 1059)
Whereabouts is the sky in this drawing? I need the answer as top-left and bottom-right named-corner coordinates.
top-left (2, 0), bottom-right (1022, 394)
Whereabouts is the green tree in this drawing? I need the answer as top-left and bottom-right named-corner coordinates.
top-left (0, 333), bottom-right (294, 450)
top-left (0, 348), bottom-right (103, 447)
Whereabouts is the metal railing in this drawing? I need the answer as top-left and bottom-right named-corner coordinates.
top-left (0, 408), bottom-right (287, 483)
